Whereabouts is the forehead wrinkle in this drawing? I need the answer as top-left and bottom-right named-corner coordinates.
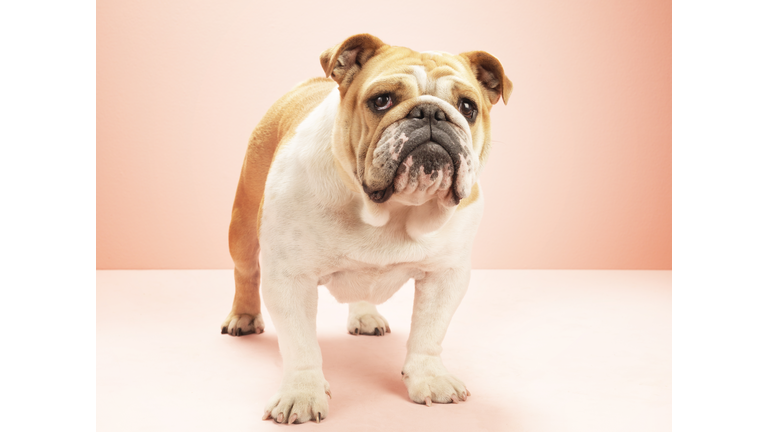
top-left (434, 75), bottom-right (457, 101)
top-left (431, 74), bottom-right (479, 104)
top-left (419, 63), bottom-right (471, 98)
top-left (434, 74), bottom-right (474, 90)
top-left (427, 64), bottom-right (463, 79)
top-left (365, 52), bottom-right (477, 102)
top-left (410, 66), bottom-right (428, 93)
top-left (362, 72), bottom-right (420, 99)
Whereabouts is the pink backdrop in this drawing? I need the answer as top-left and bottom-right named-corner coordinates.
top-left (96, 0), bottom-right (671, 269)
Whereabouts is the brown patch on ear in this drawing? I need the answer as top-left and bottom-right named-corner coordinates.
top-left (319, 34), bottom-right (386, 92)
top-left (460, 51), bottom-right (513, 105)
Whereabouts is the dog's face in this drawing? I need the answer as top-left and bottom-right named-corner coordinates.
top-left (321, 34), bottom-right (512, 210)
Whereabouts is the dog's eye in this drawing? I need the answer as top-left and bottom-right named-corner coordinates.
top-left (458, 98), bottom-right (477, 121)
top-left (371, 94), bottom-right (393, 111)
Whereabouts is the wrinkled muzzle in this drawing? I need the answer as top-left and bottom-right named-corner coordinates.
top-left (362, 102), bottom-right (475, 206)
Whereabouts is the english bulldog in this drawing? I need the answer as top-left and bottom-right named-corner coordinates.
top-left (221, 34), bottom-right (512, 424)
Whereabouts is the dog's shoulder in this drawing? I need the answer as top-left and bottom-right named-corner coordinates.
top-left (233, 77), bottom-right (337, 239)
top-left (247, 77), bottom-right (337, 158)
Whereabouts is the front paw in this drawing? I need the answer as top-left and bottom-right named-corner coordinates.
top-left (220, 312), bottom-right (264, 336)
top-left (263, 370), bottom-right (331, 424)
top-left (402, 355), bottom-right (469, 406)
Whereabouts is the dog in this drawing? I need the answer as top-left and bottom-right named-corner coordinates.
top-left (221, 34), bottom-right (511, 424)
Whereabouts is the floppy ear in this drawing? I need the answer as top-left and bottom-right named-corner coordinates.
top-left (459, 51), bottom-right (513, 105)
top-left (320, 34), bottom-right (386, 90)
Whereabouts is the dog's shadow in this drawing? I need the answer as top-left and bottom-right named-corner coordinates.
top-left (236, 329), bottom-right (521, 430)
top-left (241, 329), bottom-right (411, 402)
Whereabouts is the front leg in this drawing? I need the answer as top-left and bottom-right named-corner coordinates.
top-left (261, 274), bottom-right (330, 424)
top-left (402, 265), bottom-right (471, 406)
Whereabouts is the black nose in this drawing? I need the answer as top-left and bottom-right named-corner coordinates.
top-left (407, 104), bottom-right (446, 121)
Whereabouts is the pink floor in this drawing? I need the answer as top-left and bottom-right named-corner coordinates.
top-left (97, 270), bottom-right (671, 431)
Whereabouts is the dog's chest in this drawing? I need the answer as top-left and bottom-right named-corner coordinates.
top-left (320, 261), bottom-right (424, 305)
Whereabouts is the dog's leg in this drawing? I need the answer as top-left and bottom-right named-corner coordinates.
top-left (220, 255), bottom-right (265, 336)
top-left (347, 301), bottom-right (391, 336)
top-left (221, 179), bottom-right (265, 336)
top-left (402, 265), bottom-right (470, 406)
top-left (262, 275), bottom-right (330, 424)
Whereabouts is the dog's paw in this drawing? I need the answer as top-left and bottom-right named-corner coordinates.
top-left (263, 371), bottom-right (331, 424)
top-left (220, 312), bottom-right (264, 336)
top-left (404, 372), bottom-right (469, 406)
top-left (347, 311), bottom-right (390, 336)
top-left (402, 355), bottom-right (469, 406)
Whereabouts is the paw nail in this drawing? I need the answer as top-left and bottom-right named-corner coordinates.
top-left (316, 412), bottom-right (321, 423)
top-left (374, 328), bottom-right (380, 336)
top-left (355, 328), bottom-right (359, 335)
top-left (288, 413), bottom-right (298, 424)
top-left (425, 397), bottom-right (432, 407)
top-left (466, 389), bottom-right (471, 397)
top-left (460, 392), bottom-right (467, 401)
top-left (221, 327), bottom-right (227, 334)
top-left (262, 410), bottom-right (271, 420)
top-left (277, 413), bottom-right (284, 423)
top-left (326, 389), bottom-right (332, 399)
top-left (451, 394), bottom-right (459, 404)
top-left (386, 326), bottom-right (391, 333)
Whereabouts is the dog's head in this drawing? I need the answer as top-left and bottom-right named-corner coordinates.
top-left (321, 34), bottom-right (511, 226)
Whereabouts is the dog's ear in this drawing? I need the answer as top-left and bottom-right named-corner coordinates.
top-left (459, 51), bottom-right (513, 105)
top-left (320, 34), bottom-right (386, 90)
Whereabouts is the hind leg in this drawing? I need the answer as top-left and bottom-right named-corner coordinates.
top-left (221, 189), bottom-right (265, 336)
top-left (347, 301), bottom-right (390, 336)
top-left (221, 262), bottom-right (265, 336)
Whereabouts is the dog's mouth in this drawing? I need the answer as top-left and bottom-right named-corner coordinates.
top-left (363, 141), bottom-right (460, 205)
top-left (361, 104), bottom-right (474, 206)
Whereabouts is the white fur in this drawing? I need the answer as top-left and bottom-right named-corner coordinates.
top-left (259, 78), bottom-right (484, 422)
top-left (347, 301), bottom-right (390, 335)
top-left (411, 65), bottom-right (428, 92)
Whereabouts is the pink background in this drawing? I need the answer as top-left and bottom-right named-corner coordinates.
top-left (96, 0), bottom-right (671, 270)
